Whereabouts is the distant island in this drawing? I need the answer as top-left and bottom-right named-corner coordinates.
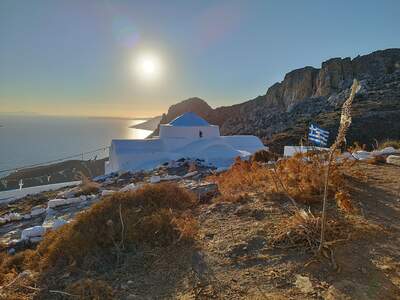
top-left (130, 115), bottom-right (162, 131)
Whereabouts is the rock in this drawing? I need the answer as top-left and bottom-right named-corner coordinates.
top-left (7, 248), bottom-right (16, 255)
top-left (120, 183), bottom-right (138, 192)
top-left (79, 195), bottom-right (87, 201)
top-left (58, 188), bottom-right (77, 199)
top-left (190, 182), bottom-right (219, 202)
top-left (30, 206), bottom-right (46, 217)
top-left (183, 171), bottom-right (198, 178)
top-left (372, 147), bottom-right (400, 156)
top-left (21, 226), bottom-right (46, 240)
top-left (295, 275), bottom-right (314, 294)
top-left (0, 217), bottom-right (6, 225)
top-left (29, 236), bottom-right (43, 243)
top-left (160, 175), bottom-right (181, 181)
top-left (101, 190), bottom-right (115, 196)
top-left (5, 212), bottom-right (23, 222)
top-left (43, 218), bottom-right (68, 230)
top-left (47, 197), bottom-right (83, 209)
top-left (23, 214), bottom-right (32, 220)
top-left (352, 150), bottom-right (372, 160)
top-left (150, 175), bottom-right (161, 183)
top-left (251, 209), bottom-right (267, 220)
top-left (386, 155), bottom-right (400, 166)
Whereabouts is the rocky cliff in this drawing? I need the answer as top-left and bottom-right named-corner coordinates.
top-left (156, 49), bottom-right (400, 152)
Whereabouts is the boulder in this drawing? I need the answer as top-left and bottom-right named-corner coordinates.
top-left (101, 190), bottom-right (115, 196)
top-left (150, 175), bottom-right (161, 183)
top-left (119, 183), bottom-right (137, 192)
top-left (386, 155), bottom-right (400, 166)
top-left (352, 150), bottom-right (372, 160)
top-left (190, 182), bottom-right (219, 203)
top-left (160, 175), bottom-right (181, 181)
top-left (183, 171), bottom-right (198, 178)
top-left (21, 226), bottom-right (46, 240)
top-left (295, 275), bottom-right (314, 294)
top-left (30, 206), bottom-right (46, 217)
top-left (47, 197), bottom-right (83, 209)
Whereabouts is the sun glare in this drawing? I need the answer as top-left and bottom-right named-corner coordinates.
top-left (135, 53), bottom-right (161, 81)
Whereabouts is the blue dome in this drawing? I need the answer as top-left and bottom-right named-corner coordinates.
top-left (169, 112), bottom-right (210, 127)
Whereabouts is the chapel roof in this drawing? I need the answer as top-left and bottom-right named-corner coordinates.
top-left (168, 112), bottom-right (210, 127)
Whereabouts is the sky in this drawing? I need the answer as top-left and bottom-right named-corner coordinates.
top-left (0, 0), bottom-right (399, 118)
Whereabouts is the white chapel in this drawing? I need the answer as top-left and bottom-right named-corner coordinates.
top-left (105, 112), bottom-right (266, 173)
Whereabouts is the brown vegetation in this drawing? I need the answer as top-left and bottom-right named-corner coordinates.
top-left (0, 183), bottom-right (198, 299)
top-left (379, 139), bottom-right (400, 149)
top-left (75, 174), bottom-right (100, 196)
top-left (210, 153), bottom-right (359, 208)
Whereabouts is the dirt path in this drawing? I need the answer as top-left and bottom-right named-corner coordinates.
top-left (190, 163), bottom-right (400, 299)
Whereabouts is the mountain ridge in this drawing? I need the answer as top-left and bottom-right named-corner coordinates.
top-left (155, 48), bottom-right (400, 152)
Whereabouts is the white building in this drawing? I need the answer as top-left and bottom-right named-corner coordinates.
top-left (105, 112), bottom-right (266, 174)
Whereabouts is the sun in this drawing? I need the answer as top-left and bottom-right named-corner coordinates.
top-left (135, 53), bottom-right (161, 81)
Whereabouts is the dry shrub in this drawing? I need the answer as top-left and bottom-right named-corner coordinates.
top-left (65, 278), bottom-right (114, 300)
top-left (76, 174), bottom-right (100, 196)
top-left (0, 183), bottom-right (198, 299)
top-left (209, 157), bottom-right (272, 197)
top-left (251, 149), bottom-right (278, 163)
top-left (347, 142), bottom-right (366, 153)
top-left (366, 155), bottom-right (386, 165)
top-left (335, 190), bottom-right (353, 213)
top-left (210, 153), bottom-right (355, 206)
top-left (37, 183), bottom-right (197, 269)
top-left (269, 209), bottom-right (347, 252)
top-left (379, 139), bottom-right (400, 149)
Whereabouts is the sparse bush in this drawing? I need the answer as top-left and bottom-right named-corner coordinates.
top-left (0, 183), bottom-right (198, 298)
top-left (210, 153), bottom-right (355, 205)
top-left (379, 139), bottom-right (400, 149)
top-left (37, 183), bottom-right (197, 269)
top-left (269, 209), bottom-right (348, 253)
top-left (76, 174), bottom-right (100, 196)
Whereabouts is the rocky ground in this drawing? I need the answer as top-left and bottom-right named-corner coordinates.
top-left (0, 154), bottom-right (399, 299)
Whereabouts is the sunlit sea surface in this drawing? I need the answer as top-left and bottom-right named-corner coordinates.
top-left (0, 116), bottom-right (152, 176)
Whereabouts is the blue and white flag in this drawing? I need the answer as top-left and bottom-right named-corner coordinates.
top-left (308, 124), bottom-right (329, 146)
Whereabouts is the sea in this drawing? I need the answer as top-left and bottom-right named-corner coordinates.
top-left (0, 115), bottom-right (152, 177)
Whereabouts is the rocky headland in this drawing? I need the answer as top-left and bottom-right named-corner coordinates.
top-left (155, 48), bottom-right (400, 152)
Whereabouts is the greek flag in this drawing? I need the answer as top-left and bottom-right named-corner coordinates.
top-left (308, 124), bottom-right (329, 146)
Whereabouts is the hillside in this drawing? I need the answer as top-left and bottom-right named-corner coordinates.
top-left (155, 49), bottom-right (400, 152)
top-left (1, 154), bottom-right (399, 299)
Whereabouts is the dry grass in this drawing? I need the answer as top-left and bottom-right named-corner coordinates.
top-left (0, 183), bottom-right (198, 299)
top-left (75, 174), bottom-right (100, 196)
top-left (210, 153), bottom-right (358, 207)
top-left (269, 209), bottom-right (347, 252)
top-left (379, 139), bottom-right (400, 149)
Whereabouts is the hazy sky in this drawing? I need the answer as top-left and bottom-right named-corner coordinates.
top-left (0, 0), bottom-right (399, 117)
